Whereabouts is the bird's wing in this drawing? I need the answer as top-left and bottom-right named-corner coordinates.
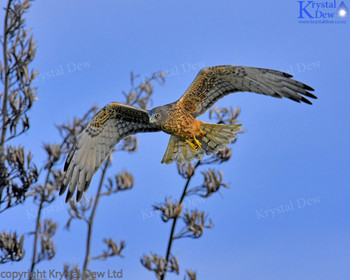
top-left (177, 65), bottom-right (316, 117)
top-left (59, 102), bottom-right (160, 202)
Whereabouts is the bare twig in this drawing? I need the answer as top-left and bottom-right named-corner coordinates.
top-left (0, 0), bottom-right (13, 210)
top-left (0, 0), bottom-right (12, 147)
top-left (29, 162), bottom-right (54, 279)
top-left (29, 198), bottom-right (43, 279)
top-left (0, 0), bottom-right (38, 212)
top-left (82, 160), bottom-right (110, 279)
top-left (160, 161), bottom-right (201, 280)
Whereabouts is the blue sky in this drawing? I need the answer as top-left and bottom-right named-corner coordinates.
top-left (1, 0), bottom-right (350, 279)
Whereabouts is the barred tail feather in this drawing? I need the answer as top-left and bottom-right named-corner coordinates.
top-left (161, 136), bottom-right (204, 164)
top-left (198, 123), bottom-right (242, 155)
top-left (161, 123), bottom-right (242, 164)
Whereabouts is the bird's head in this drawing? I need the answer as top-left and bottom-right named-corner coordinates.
top-left (148, 106), bottom-right (168, 125)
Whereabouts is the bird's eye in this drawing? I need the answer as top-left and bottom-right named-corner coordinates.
top-left (155, 113), bottom-right (160, 119)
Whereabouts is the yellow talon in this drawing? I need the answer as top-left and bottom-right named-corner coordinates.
top-left (186, 139), bottom-right (198, 150)
top-left (186, 137), bottom-right (202, 150)
top-left (193, 137), bottom-right (202, 149)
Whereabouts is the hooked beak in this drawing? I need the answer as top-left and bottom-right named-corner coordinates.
top-left (148, 112), bottom-right (153, 123)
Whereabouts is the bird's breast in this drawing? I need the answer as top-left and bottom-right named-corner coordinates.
top-left (161, 108), bottom-right (200, 140)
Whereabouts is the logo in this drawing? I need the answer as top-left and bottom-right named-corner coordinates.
top-left (298, 0), bottom-right (348, 24)
top-left (337, 1), bottom-right (349, 16)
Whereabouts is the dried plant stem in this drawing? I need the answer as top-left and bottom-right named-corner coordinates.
top-left (82, 160), bottom-right (109, 279)
top-left (0, 0), bottom-right (12, 146)
top-left (29, 163), bottom-right (53, 280)
top-left (0, 0), bottom-right (13, 198)
top-left (161, 161), bottom-right (201, 280)
top-left (29, 198), bottom-right (43, 280)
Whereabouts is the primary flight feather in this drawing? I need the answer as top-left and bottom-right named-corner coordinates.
top-left (60, 65), bottom-right (316, 202)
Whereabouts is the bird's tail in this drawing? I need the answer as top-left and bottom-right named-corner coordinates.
top-left (161, 123), bottom-right (242, 164)
top-left (198, 122), bottom-right (242, 155)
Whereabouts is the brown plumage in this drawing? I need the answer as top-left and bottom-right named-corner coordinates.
top-left (60, 65), bottom-right (316, 202)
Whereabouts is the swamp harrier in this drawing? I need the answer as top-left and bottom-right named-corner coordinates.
top-left (59, 65), bottom-right (316, 202)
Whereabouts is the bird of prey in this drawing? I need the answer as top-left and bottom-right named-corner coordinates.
top-left (59, 65), bottom-right (316, 202)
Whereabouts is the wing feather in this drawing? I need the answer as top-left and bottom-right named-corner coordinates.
top-left (60, 102), bottom-right (160, 202)
top-left (177, 65), bottom-right (316, 117)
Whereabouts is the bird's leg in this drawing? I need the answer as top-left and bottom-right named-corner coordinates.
top-left (186, 139), bottom-right (198, 150)
top-left (193, 136), bottom-right (202, 149)
top-left (186, 136), bottom-right (202, 150)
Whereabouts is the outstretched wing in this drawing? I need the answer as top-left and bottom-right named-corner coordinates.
top-left (59, 102), bottom-right (160, 202)
top-left (177, 65), bottom-right (316, 117)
